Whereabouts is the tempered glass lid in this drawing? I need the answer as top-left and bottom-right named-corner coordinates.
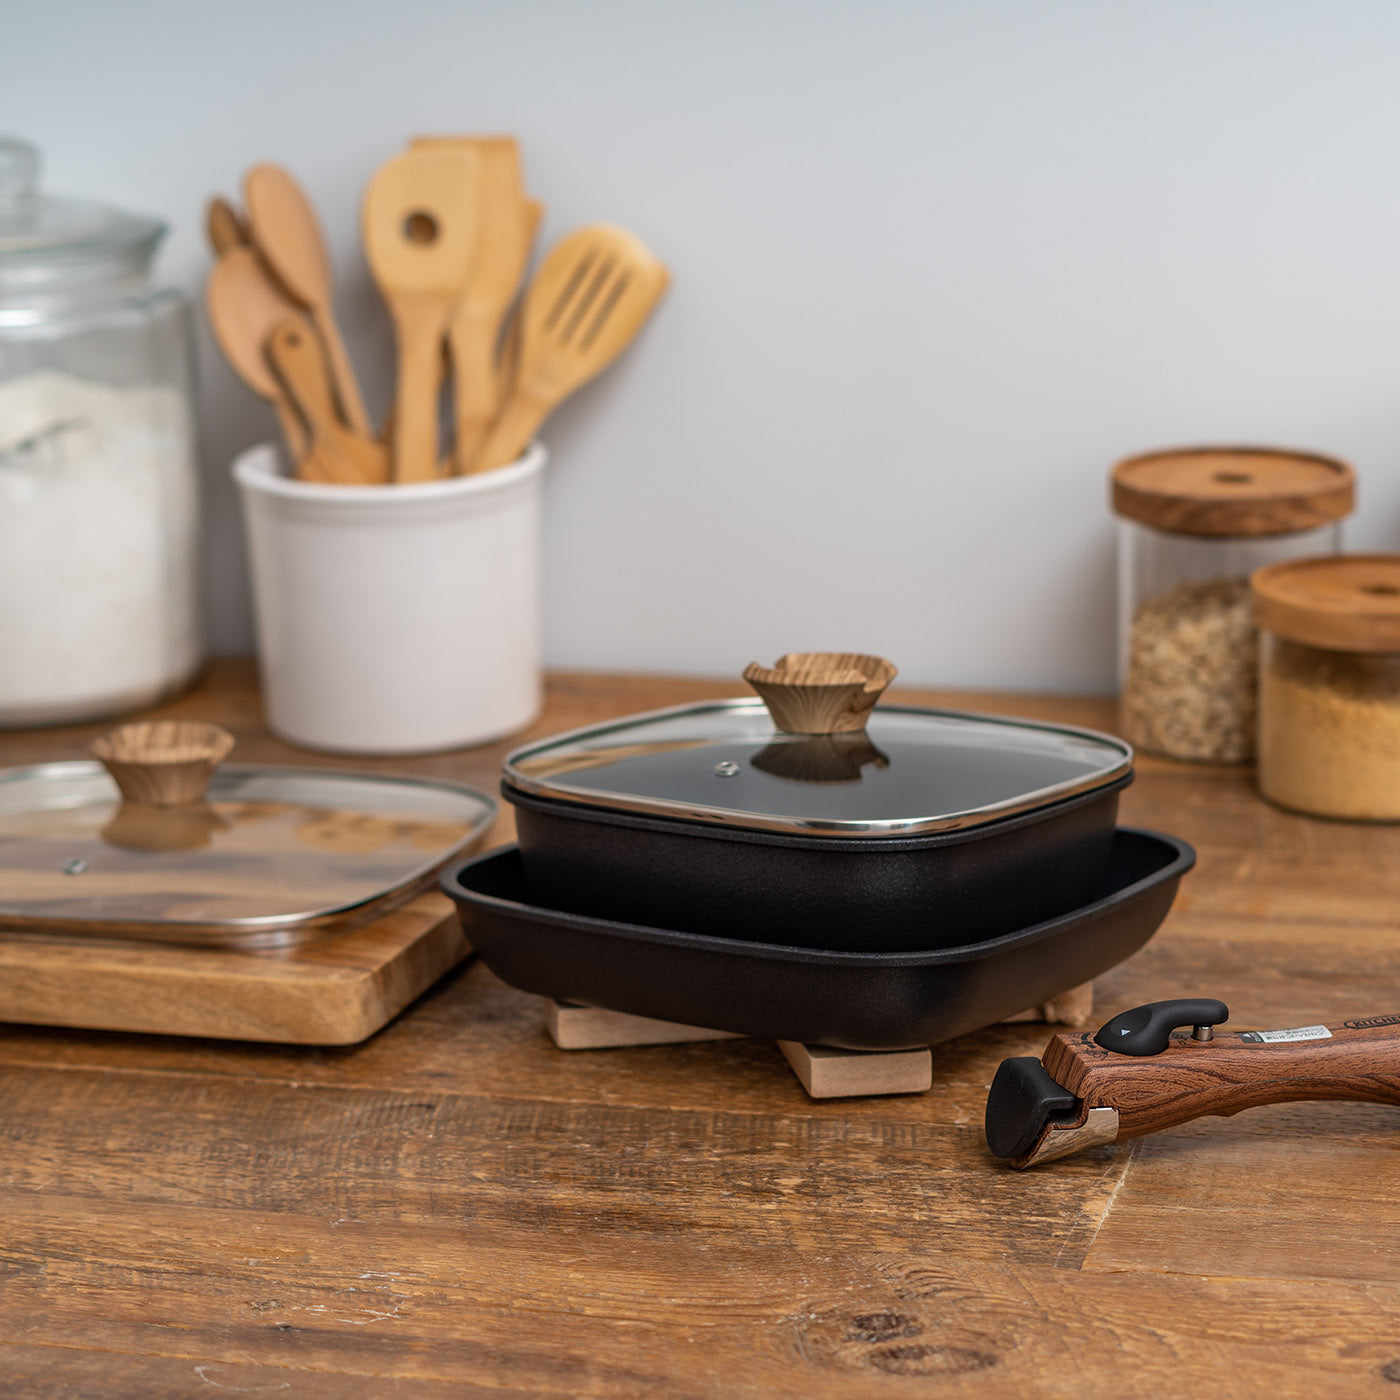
top-left (504, 700), bottom-right (1132, 837)
top-left (0, 762), bottom-right (496, 941)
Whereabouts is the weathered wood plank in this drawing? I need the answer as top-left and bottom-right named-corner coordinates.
top-left (3, 664), bottom-right (1399, 1398)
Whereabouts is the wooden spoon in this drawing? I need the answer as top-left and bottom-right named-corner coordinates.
top-left (204, 196), bottom-right (249, 256)
top-left (467, 225), bottom-right (669, 475)
top-left (243, 163), bottom-right (373, 436)
top-left (362, 145), bottom-right (481, 482)
top-left (204, 246), bottom-right (311, 461)
top-left (411, 137), bottom-right (541, 471)
top-left (264, 320), bottom-right (389, 485)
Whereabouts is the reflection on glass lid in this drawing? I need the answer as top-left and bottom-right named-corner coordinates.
top-left (0, 762), bottom-right (495, 939)
top-left (505, 700), bottom-right (1133, 836)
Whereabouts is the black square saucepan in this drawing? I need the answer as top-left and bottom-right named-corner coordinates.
top-left (440, 828), bottom-right (1194, 1051)
top-left (500, 653), bottom-right (1134, 953)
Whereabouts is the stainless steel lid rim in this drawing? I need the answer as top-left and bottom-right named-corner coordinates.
top-left (443, 829), bottom-right (1194, 967)
top-left (503, 698), bottom-right (1133, 838)
top-left (503, 768), bottom-right (1132, 847)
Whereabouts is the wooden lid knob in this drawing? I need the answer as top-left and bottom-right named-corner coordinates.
top-left (91, 722), bottom-right (235, 807)
top-left (742, 653), bottom-right (897, 734)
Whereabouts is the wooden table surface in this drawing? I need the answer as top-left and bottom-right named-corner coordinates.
top-left (4, 660), bottom-right (1400, 1398)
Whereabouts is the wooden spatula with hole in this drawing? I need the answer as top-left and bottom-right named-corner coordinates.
top-left (466, 225), bottom-right (669, 476)
top-left (411, 136), bottom-right (542, 471)
top-left (243, 163), bottom-right (373, 437)
top-left (362, 146), bottom-right (481, 482)
top-left (205, 246), bottom-right (312, 463)
top-left (264, 320), bottom-right (389, 485)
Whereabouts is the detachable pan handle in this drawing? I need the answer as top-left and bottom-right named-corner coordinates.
top-left (987, 1001), bottom-right (1400, 1168)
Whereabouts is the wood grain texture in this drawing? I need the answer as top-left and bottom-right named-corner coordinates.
top-left (1110, 444), bottom-right (1354, 537)
top-left (0, 892), bottom-right (466, 1044)
top-left (5, 662), bottom-right (1400, 1396)
top-left (1040, 1017), bottom-right (1400, 1143)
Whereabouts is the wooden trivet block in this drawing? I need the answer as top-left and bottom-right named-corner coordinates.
top-left (546, 1000), bottom-right (744, 1049)
top-left (543, 981), bottom-right (1094, 1100)
top-left (1000, 981), bottom-right (1095, 1028)
top-left (778, 1040), bottom-right (933, 1098)
top-left (0, 893), bottom-right (466, 1046)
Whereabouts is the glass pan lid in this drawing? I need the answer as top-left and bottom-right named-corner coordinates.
top-left (504, 700), bottom-right (1133, 837)
top-left (0, 762), bottom-right (496, 942)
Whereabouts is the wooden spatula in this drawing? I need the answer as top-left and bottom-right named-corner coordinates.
top-left (466, 225), bottom-right (669, 475)
top-left (362, 146), bottom-right (482, 483)
top-left (205, 246), bottom-right (312, 462)
top-left (264, 320), bottom-right (389, 486)
top-left (204, 197), bottom-right (250, 256)
top-left (243, 163), bottom-right (373, 437)
top-left (411, 137), bottom-right (541, 472)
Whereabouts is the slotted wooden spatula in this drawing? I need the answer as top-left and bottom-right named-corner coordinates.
top-left (467, 224), bottom-right (669, 476)
top-left (411, 137), bottom-right (541, 471)
top-left (264, 320), bottom-right (389, 485)
top-left (362, 145), bottom-right (481, 482)
top-left (205, 246), bottom-right (312, 462)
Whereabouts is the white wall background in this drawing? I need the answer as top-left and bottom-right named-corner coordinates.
top-left (10, 0), bottom-right (1400, 692)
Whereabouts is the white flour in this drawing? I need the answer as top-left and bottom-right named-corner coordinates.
top-left (0, 371), bottom-right (200, 724)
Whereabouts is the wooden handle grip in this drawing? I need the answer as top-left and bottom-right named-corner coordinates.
top-left (1041, 1016), bottom-right (1400, 1142)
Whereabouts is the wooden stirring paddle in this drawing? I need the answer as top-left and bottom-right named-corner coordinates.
top-left (243, 163), bottom-right (373, 437)
top-left (411, 137), bottom-right (540, 472)
top-left (264, 320), bottom-right (389, 485)
top-left (204, 196), bottom-right (250, 256)
top-left (362, 145), bottom-right (481, 482)
top-left (466, 225), bottom-right (669, 476)
top-left (205, 246), bottom-right (312, 462)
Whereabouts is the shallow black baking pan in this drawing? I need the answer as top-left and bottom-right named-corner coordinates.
top-left (441, 827), bottom-right (1194, 1050)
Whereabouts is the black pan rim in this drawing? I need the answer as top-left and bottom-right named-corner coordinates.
top-left (441, 826), bottom-right (1195, 968)
top-left (502, 770), bottom-right (1133, 850)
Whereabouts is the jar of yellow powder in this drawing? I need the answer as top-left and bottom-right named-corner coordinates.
top-left (1253, 555), bottom-right (1400, 820)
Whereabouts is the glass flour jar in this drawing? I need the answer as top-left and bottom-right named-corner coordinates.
top-left (0, 137), bottom-right (201, 726)
top-left (1112, 446), bottom-right (1352, 764)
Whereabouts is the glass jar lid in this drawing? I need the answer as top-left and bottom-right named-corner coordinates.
top-left (1111, 446), bottom-right (1354, 538)
top-left (1252, 554), bottom-right (1400, 653)
top-left (504, 699), bottom-right (1132, 837)
top-left (0, 138), bottom-right (166, 301)
top-left (0, 761), bottom-right (496, 944)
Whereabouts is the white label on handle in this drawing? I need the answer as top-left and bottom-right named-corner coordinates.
top-left (1239, 1025), bottom-right (1333, 1044)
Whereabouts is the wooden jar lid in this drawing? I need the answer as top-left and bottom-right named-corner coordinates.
top-left (1251, 555), bottom-right (1400, 652)
top-left (1111, 446), bottom-right (1354, 537)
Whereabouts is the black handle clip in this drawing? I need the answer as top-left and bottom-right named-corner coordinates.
top-left (1093, 998), bottom-right (1229, 1057)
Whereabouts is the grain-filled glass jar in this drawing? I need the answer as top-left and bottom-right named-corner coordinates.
top-left (1112, 446), bottom-right (1352, 764)
top-left (1253, 555), bottom-right (1400, 820)
top-left (0, 137), bottom-right (201, 726)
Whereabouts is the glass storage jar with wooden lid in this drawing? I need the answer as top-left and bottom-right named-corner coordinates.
top-left (1252, 555), bottom-right (1400, 820)
top-left (1112, 446), bottom-right (1353, 764)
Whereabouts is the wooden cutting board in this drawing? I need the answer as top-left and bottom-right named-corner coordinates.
top-left (0, 893), bottom-right (466, 1045)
